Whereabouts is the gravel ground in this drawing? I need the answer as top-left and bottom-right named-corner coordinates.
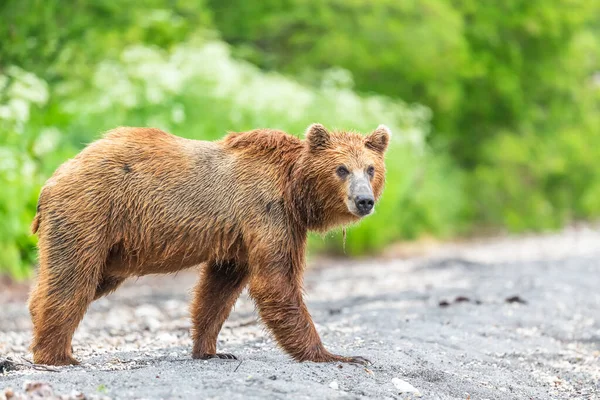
top-left (1, 228), bottom-right (599, 399)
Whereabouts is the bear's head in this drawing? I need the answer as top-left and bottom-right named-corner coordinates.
top-left (292, 123), bottom-right (390, 232)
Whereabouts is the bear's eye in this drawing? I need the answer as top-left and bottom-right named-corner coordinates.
top-left (367, 165), bottom-right (375, 178)
top-left (336, 165), bottom-right (350, 179)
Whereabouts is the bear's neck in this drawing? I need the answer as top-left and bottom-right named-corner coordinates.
top-left (285, 164), bottom-right (335, 233)
top-left (223, 129), bottom-right (334, 232)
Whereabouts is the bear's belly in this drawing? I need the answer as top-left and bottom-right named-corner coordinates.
top-left (103, 240), bottom-right (211, 278)
top-left (103, 233), bottom-right (247, 279)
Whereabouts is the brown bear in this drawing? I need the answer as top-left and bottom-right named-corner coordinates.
top-left (29, 123), bottom-right (390, 366)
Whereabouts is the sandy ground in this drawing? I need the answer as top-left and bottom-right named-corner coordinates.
top-left (1, 228), bottom-right (599, 399)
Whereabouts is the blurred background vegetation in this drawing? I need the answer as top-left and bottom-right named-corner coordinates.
top-left (1, 0), bottom-right (599, 278)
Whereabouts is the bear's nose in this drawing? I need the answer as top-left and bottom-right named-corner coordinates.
top-left (355, 195), bottom-right (374, 215)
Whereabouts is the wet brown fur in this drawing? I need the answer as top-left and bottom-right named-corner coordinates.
top-left (28, 124), bottom-right (389, 365)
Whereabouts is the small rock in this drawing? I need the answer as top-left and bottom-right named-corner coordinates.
top-left (329, 381), bottom-right (339, 390)
top-left (134, 304), bottom-right (162, 319)
top-left (3, 387), bottom-right (14, 399)
top-left (0, 358), bottom-right (17, 373)
top-left (23, 381), bottom-right (54, 397)
top-left (156, 332), bottom-right (177, 343)
top-left (392, 378), bottom-right (421, 396)
top-left (505, 295), bottom-right (527, 304)
top-left (69, 390), bottom-right (86, 399)
top-left (144, 317), bottom-right (161, 332)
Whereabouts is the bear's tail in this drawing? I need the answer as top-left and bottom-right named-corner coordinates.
top-left (31, 213), bottom-right (40, 234)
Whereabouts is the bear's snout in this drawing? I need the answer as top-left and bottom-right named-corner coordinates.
top-left (347, 172), bottom-right (375, 217)
top-left (354, 195), bottom-right (374, 215)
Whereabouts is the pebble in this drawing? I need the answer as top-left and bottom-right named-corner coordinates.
top-left (329, 381), bottom-right (339, 390)
top-left (392, 378), bottom-right (421, 396)
top-left (0, 381), bottom-right (111, 400)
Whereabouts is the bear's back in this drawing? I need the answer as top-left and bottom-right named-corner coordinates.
top-left (39, 127), bottom-right (233, 222)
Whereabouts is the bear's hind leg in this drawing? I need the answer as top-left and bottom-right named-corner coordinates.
top-left (191, 260), bottom-right (249, 360)
top-left (30, 246), bottom-right (104, 366)
top-left (28, 280), bottom-right (42, 321)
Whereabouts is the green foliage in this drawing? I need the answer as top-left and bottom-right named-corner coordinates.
top-left (208, 0), bottom-right (469, 137)
top-left (0, 0), bottom-right (210, 77)
top-left (0, 32), bottom-right (465, 277)
top-left (0, 67), bottom-right (51, 279)
top-left (1, 0), bottom-right (599, 278)
top-left (469, 23), bottom-right (600, 230)
top-left (210, 0), bottom-right (600, 239)
top-left (209, 0), bottom-right (600, 162)
top-left (450, 0), bottom-right (600, 164)
top-left (472, 107), bottom-right (600, 232)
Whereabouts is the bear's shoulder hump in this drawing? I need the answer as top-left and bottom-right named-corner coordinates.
top-left (223, 129), bottom-right (302, 152)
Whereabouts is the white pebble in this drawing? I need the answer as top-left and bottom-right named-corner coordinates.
top-left (329, 381), bottom-right (339, 390)
top-left (392, 378), bottom-right (421, 395)
top-left (135, 305), bottom-right (162, 318)
top-left (145, 317), bottom-right (161, 332)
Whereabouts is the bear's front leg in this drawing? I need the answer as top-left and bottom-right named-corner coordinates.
top-left (248, 269), bottom-right (371, 365)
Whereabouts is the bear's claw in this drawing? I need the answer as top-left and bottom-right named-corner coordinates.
top-left (196, 353), bottom-right (238, 360)
top-left (345, 356), bottom-right (372, 366)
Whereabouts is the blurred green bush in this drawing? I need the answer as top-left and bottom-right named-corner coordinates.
top-left (0, 0), bottom-right (599, 278)
top-left (0, 13), bottom-right (465, 278)
top-left (209, 0), bottom-right (600, 238)
top-left (209, 0), bottom-right (600, 164)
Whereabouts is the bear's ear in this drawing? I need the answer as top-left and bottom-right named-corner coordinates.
top-left (305, 123), bottom-right (331, 151)
top-left (365, 124), bottom-right (391, 154)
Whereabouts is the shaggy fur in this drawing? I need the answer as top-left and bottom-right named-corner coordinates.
top-left (29, 123), bottom-right (390, 366)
